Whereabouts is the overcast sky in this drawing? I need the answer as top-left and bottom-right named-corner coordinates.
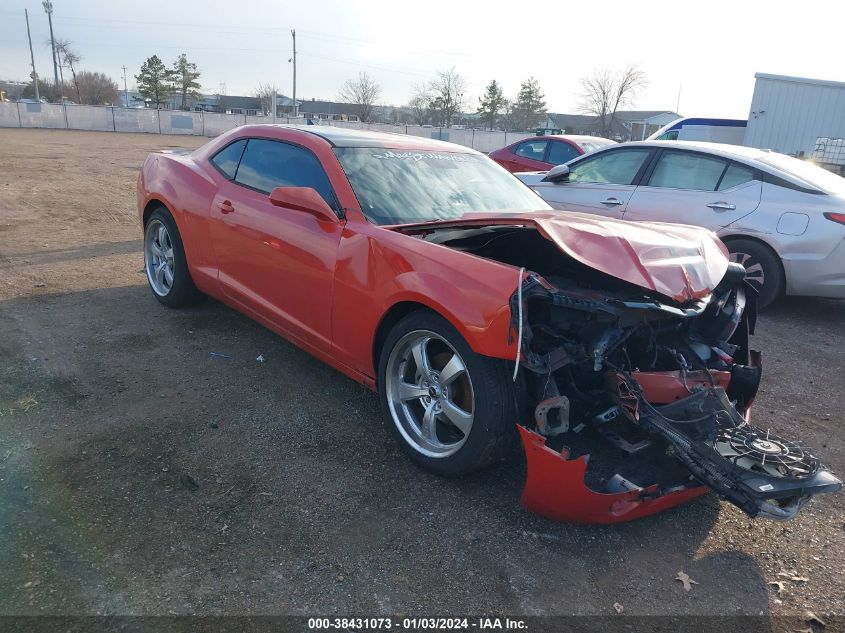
top-left (0, 0), bottom-right (839, 117)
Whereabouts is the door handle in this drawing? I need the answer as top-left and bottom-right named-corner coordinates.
top-left (707, 201), bottom-right (736, 211)
top-left (219, 200), bottom-right (235, 214)
top-left (601, 198), bottom-right (625, 206)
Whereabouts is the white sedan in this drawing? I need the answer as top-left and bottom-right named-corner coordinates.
top-left (516, 140), bottom-right (845, 307)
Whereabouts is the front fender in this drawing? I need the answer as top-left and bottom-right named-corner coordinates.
top-left (386, 270), bottom-right (514, 358)
top-left (331, 227), bottom-right (522, 379)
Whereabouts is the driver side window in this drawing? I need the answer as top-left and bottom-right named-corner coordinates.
top-left (234, 138), bottom-right (338, 210)
top-left (568, 149), bottom-right (651, 185)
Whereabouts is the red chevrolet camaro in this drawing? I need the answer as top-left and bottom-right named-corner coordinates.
top-left (138, 125), bottom-right (839, 523)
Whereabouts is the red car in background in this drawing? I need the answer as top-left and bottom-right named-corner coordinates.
top-left (490, 134), bottom-right (616, 173)
top-left (137, 125), bottom-right (839, 524)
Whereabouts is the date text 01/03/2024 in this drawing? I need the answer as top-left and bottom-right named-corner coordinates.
top-left (307, 617), bottom-right (528, 630)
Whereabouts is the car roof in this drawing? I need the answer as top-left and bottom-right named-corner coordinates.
top-left (622, 140), bottom-right (771, 161)
top-left (239, 124), bottom-right (479, 153)
top-left (552, 134), bottom-right (614, 144)
top-left (586, 140), bottom-right (840, 194)
top-left (515, 134), bottom-right (613, 146)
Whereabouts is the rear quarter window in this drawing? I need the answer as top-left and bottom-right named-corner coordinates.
top-left (210, 139), bottom-right (247, 179)
top-left (718, 164), bottom-right (755, 190)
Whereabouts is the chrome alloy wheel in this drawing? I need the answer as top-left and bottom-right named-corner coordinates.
top-left (144, 219), bottom-right (175, 296)
top-left (731, 251), bottom-right (765, 290)
top-left (385, 330), bottom-right (475, 458)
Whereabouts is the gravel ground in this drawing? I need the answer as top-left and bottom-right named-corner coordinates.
top-left (0, 128), bottom-right (843, 629)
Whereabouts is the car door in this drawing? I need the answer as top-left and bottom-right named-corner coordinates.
top-left (624, 149), bottom-right (762, 230)
top-left (207, 137), bottom-right (344, 351)
top-left (530, 147), bottom-right (653, 219)
top-left (507, 139), bottom-right (551, 172)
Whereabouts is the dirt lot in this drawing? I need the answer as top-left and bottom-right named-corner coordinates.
top-left (0, 128), bottom-right (843, 626)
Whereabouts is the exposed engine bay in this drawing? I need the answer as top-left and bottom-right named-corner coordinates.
top-left (421, 223), bottom-right (842, 522)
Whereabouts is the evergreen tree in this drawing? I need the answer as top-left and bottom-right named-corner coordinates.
top-left (135, 55), bottom-right (170, 109)
top-left (477, 79), bottom-right (506, 131)
top-left (170, 54), bottom-right (202, 110)
top-left (513, 77), bottom-right (547, 131)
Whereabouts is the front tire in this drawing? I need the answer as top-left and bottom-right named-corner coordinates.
top-left (144, 207), bottom-right (205, 308)
top-left (726, 239), bottom-right (783, 309)
top-left (378, 311), bottom-right (518, 476)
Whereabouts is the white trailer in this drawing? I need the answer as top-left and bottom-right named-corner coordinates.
top-left (648, 117), bottom-right (747, 144)
top-left (744, 73), bottom-right (845, 158)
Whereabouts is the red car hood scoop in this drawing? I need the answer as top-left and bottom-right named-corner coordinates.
top-left (400, 212), bottom-right (730, 303)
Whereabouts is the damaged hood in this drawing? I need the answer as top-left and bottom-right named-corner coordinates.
top-left (532, 213), bottom-right (730, 303)
top-left (398, 212), bottom-right (730, 303)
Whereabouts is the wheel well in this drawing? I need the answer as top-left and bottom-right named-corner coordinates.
top-left (372, 301), bottom-right (435, 373)
top-left (142, 200), bottom-right (168, 227)
top-left (721, 234), bottom-right (785, 272)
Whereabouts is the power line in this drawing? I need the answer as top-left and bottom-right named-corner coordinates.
top-left (297, 51), bottom-right (430, 79)
top-left (0, 10), bottom-right (471, 62)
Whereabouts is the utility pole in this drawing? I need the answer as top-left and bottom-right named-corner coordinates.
top-left (290, 29), bottom-right (297, 117)
top-left (25, 9), bottom-right (40, 101)
top-left (122, 65), bottom-right (129, 108)
top-left (42, 1), bottom-right (60, 91)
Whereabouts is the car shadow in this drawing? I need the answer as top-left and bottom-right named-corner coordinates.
top-left (0, 284), bottom-right (774, 620)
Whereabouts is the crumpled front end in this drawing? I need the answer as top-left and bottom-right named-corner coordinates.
top-left (511, 265), bottom-right (841, 523)
top-left (401, 216), bottom-right (841, 523)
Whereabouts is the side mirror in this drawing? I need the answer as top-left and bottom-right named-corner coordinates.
top-left (269, 186), bottom-right (337, 223)
top-left (542, 164), bottom-right (570, 183)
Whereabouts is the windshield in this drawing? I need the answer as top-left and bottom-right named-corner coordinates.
top-left (334, 147), bottom-right (551, 225)
top-left (758, 152), bottom-right (845, 194)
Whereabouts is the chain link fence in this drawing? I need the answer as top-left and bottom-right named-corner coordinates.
top-left (0, 102), bottom-right (534, 153)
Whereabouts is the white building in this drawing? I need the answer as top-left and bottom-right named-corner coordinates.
top-left (745, 73), bottom-right (845, 157)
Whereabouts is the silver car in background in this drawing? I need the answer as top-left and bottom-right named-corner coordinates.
top-left (517, 141), bottom-right (845, 307)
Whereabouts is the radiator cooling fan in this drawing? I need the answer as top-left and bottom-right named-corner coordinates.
top-left (714, 424), bottom-right (818, 478)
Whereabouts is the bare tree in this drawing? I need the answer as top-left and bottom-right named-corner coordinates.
top-left (54, 39), bottom-right (81, 102)
top-left (338, 71), bottom-right (382, 123)
top-left (75, 71), bottom-right (119, 105)
top-left (254, 82), bottom-right (279, 115)
top-left (579, 64), bottom-right (647, 137)
top-left (428, 67), bottom-right (466, 128)
top-left (406, 83), bottom-right (431, 125)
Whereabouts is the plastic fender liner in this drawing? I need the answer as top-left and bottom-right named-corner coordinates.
top-left (517, 425), bottom-right (709, 524)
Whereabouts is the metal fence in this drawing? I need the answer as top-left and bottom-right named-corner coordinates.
top-left (0, 102), bottom-right (534, 153)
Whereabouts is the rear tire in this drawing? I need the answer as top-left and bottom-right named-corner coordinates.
top-left (726, 239), bottom-right (783, 309)
top-left (143, 207), bottom-right (205, 308)
top-left (378, 310), bottom-right (518, 476)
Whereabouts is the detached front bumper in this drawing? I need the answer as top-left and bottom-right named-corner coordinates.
top-left (518, 425), bottom-right (709, 524)
top-left (517, 358), bottom-right (841, 524)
